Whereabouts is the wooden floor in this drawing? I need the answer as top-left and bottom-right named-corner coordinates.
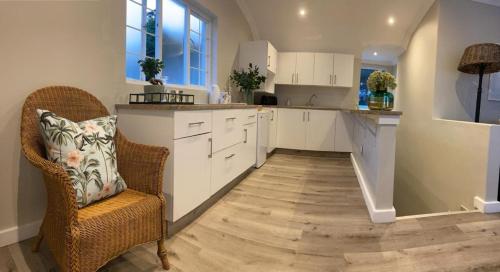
top-left (3, 152), bottom-right (500, 271)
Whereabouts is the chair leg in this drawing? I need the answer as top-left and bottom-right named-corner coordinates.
top-left (157, 239), bottom-right (170, 270)
top-left (32, 233), bottom-right (43, 252)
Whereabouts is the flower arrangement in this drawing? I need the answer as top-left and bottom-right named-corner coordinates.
top-left (230, 63), bottom-right (266, 104)
top-left (367, 71), bottom-right (397, 92)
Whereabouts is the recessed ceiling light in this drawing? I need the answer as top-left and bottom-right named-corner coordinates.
top-left (299, 8), bottom-right (306, 17)
top-left (388, 16), bottom-right (395, 26)
top-left (373, 52), bottom-right (378, 56)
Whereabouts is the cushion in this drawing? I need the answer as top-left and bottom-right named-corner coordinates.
top-left (37, 109), bottom-right (127, 208)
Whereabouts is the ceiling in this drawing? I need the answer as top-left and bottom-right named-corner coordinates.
top-left (236, 0), bottom-right (435, 64)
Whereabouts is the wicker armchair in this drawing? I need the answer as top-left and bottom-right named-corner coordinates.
top-left (20, 86), bottom-right (170, 271)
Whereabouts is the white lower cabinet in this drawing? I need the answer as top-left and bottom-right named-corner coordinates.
top-left (242, 121), bottom-right (257, 169)
top-left (172, 132), bottom-right (212, 221)
top-left (277, 108), bottom-right (336, 151)
top-left (334, 111), bottom-right (353, 152)
top-left (210, 143), bottom-right (243, 195)
top-left (305, 110), bottom-right (336, 151)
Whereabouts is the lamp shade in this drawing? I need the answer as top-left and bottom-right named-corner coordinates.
top-left (457, 43), bottom-right (500, 74)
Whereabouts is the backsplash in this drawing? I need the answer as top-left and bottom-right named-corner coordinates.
top-left (274, 85), bottom-right (358, 109)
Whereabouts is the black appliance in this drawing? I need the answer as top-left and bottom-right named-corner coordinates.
top-left (258, 94), bottom-right (278, 105)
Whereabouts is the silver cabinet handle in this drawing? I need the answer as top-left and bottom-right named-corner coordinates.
top-left (208, 137), bottom-right (213, 158)
top-left (334, 75), bottom-right (337, 85)
top-left (225, 153), bottom-right (235, 159)
top-left (226, 117), bottom-right (237, 121)
top-left (302, 111), bottom-right (305, 122)
top-left (291, 73), bottom-right (294, 84)
top-left (188, 121), bottom-right (204, 126)
top-left (244, 128), bottom-right (248, 143)
top-left (248, 115), bottom-right (256, 118)
top-left (308, 111), bottom-right (310, 121)
top-left (271, 110), bottom-right (274, 121)
top-left (267, 55), bottom-right (271, 67)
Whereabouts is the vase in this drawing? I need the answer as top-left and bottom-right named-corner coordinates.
top-left (368, 90), bottom-right (394, 111)
top-left (243, 90), bottom-right (254, 105)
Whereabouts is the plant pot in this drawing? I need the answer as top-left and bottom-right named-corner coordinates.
top-left (144, 85), bottom-right (165, 103)
top-left (368, 90), bottom-right (394, 111)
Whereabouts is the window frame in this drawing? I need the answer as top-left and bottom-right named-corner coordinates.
top-left (126, 0), bottom-right (213, 91)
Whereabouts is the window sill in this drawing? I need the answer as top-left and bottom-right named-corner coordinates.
top-left (126, 79), bottom-right (209, 92)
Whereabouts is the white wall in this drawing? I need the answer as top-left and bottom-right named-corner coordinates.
top-left (434, 0), bottom-right (500, 123)
top-left (0, 0), bottom-right (252, 246)
top-left (274, 59), bottom-right (360, 109)
top-left (394, 0), bottom-right (500, 216)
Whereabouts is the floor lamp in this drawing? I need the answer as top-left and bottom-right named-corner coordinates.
top-left (457, 43), bottom-right (500, 123)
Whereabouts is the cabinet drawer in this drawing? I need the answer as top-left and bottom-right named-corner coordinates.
top-left (210, 143), bottom-right (242, 195)
top-left (212, 109), bottom-right (243, 152)
top-left (174, 111), bottom-right (212, 139)
top-left (240, 109), bottom-right (258, 125)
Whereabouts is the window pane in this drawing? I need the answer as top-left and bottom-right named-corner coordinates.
top-left (190, 14), bottom-right (200, 33)
top-left (162, 0), bottom-right (186, 85)
top-left (146, 0), bottom-right (156, 11)
top-left (190, 68), bottom-right (199, 85)
top-left (190, 50), bottom-right (200, 68)
top-left (126, 53), bottom-right (141, 80)
top-left (146, 34), bottom-right (155, 58)
top-left (126, 0), bottom-right (142, 29)
top-left (126, 27), bottom-right (142, 55)
top-left (200, 69), bottom-right (206, 86)
top-left (190, 31), bottom-right (201, 52)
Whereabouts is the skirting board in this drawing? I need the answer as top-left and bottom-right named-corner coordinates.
top-left (0, 220), bottom-right (42, 248)
top-left (474, 196), bottom-right (500, 213)
top-left (350, 154), bottom-right (396, 223)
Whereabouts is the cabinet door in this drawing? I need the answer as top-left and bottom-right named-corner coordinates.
top-left (333, 53), bottom-right (354, 87)
top-left (277, 52), bottom-right (296, 85)
top-left (277, 108), bottom-right (306, 149)
top-left (295, 52), bottom-right (315, 85)
top-left (267, 42), bottom-right (278, 74)
top-left (334, 111), bottom-right (353, 152)
top-left (267, 108), bottom-right (278, 153)
top-left (242, 122), bottom-right (257, 169)
top-left (305, 110), bottom-right (336, 151)
top-left (212, 109), bottom-right (242, 152)
top-left (173, 133), bottom-right (212, 221)
top-left (211, 143), bottom-right (242, 195)
top-left (313, 53), bottom-right (334, 86)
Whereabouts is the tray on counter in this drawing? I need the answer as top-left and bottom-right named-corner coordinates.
top-left (129, 92), bottom-right (195, 104)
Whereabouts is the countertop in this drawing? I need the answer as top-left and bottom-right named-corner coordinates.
top-left (115, 103), bottom-right (261, 111)
top-left (265, 105), bottom-right (402, 116)
top-left (115, 103), bottom-right (402, 116)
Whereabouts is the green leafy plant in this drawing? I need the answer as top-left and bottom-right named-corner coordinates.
top-left (367, 71), bottom-right (397, 91)
top-left (138, 58), bottom-right (164, 85)
top-left (230, 63), bottom-right (266, 100)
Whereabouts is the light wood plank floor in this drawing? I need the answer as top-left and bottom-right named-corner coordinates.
top-left (3, 152), bottom-right (500, 271)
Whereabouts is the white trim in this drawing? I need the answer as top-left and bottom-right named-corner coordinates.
top-left (397, 210), bottom-right (479, 220)
top-left (350, 153), bottom-right (396, 223)
top-left (474, 196), bottom-right (500, 213)
top-left (0, 220), bottom-right (42, 248)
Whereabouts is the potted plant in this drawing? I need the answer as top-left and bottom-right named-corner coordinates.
top-left (230, 63), bottom-right (266, 104)
top-left (367, 71), bottom-right (397, 110)
top-left (138, 58), bottom-right (165, 94)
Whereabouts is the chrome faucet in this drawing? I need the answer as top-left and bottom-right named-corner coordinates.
top-left (306, 94), bottom-right (317, 106)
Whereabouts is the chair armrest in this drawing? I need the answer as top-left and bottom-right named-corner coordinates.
top-left (115, 131), bottom-right (169, 196)
top-left (21, 147), bottom-right (78, 226)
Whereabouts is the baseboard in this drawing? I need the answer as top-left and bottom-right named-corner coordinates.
top-left (350, 154), bottom-right (396, 223)
top-left (0, 220), bottom-right (42, 247)
top-left (474, 196), bottom-right (500, 213)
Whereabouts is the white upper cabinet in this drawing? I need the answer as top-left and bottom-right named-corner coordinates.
top-left (313, 53), bottom-right (334, 86)
top-left (276, 52), bottom-right (297, 85)
top-left (239, 41), bottom-right (278, 93)
top-left (277, 51), bottom-right (354, 88)
top-left (295, 53), bottom-right (315, 85)
top-left (333, 53), bottom-right (354, 88)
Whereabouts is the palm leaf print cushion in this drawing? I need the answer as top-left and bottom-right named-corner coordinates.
top-left (37, 109), bottom-right (127, 208)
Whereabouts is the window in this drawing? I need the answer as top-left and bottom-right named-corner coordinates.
top-left (126, 0), bottom-right (212, 89)
top-left (358, 68), bottom-right (377, 107)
